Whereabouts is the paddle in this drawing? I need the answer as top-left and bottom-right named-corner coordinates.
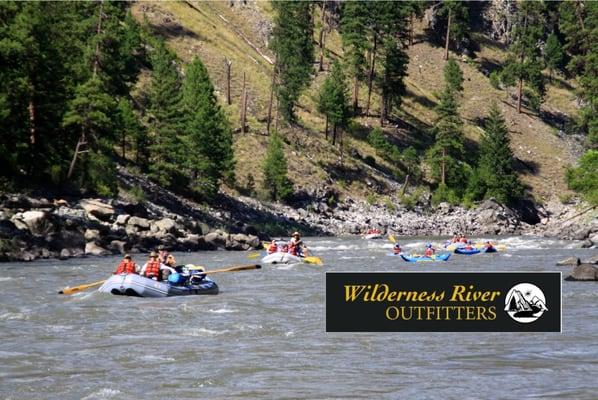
top-left (303, 256), bottom-right (323, 265)
top-left (388, 235), bottom-right (397, 243)
top-left (187, 264), bottom-right (262, 274)
top-left (58, 279), bottom-right (107, 295)
top-left (247, 252), bottom-right (262, 259)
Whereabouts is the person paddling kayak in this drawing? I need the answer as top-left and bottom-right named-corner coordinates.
top-left (424, 243), bottom-right (435, 257)
top-left (393, 243), bottom-right (402, 255)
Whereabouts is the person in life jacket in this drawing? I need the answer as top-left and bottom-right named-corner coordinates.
top-left (289, 232), bottom-right (306, 257)
top-left (464, 241), bottom-right (474, 250)
top-left (157, 245), bottom-right (170, 265)
top-left (484, 241), bottom-right (495, 250)
top-left (140, 252), bottom-right (176, 281)
top-left (267, 240), bottom-right (278, 254)
top-left (459, 235), bottom-right (468, 244)
top-left (393, 243), bottom-right (402, 254)
top-left (424, 243), bottom-right (435, 257)
top-left (162, 254), bottom-right (178, 281)
top-left (114, 254), bottom-right (137, 275)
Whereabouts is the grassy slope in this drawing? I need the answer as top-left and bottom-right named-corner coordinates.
top-left (131, 1), bottom-right (578, 204)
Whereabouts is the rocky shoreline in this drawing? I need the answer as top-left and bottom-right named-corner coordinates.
top-left (1, 184), bottom-right (596, 262)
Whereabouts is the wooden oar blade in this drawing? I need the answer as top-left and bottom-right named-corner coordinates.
top-left (202, 264), bottom-right (262, 274)
top-left (58, 279), bottom-right (106, 295)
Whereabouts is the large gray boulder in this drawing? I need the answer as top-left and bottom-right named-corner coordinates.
top-left (565, 259), bottom-right (598, 281)
top-left (79, 199), bottom-right (114, 221)
top-left (556, 257), bottom-right (579, 266)
top-left (85, 241), bottom-right (111, 256)
top-left (11, 210), bottom-right (54, 236)
top-left (115, 214), bottom-right (130, 225)
top-left (204, 230), bottom-right (227, 249)
top-left (153, 218), bottom-right (177, 234)
top-left (128, 216), bottom-right (151, 230)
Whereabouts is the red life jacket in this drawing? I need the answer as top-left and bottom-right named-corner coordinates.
top-left (425, 248), bottom-right (433, 257)
top-left (114, 261), bottom-right (136, 275)
top-left (267, 244), bottom-right (278, 254)
top-left (144, 261), bottom-right (160, 279)
top-left (288, 244), bottom-right (297, 256)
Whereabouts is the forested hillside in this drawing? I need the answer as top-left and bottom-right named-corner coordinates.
top-left (1, 0), bottom-right (596, 210)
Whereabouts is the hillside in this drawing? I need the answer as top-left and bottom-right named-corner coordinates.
top-left (131, 0), bottom-right (582, 205)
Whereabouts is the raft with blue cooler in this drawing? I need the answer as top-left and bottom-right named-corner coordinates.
top-left (454, 247), bottom-right (481, 255)
top-left (98, 267), bottom-right (218, 297)
top-left (400, 253), bottom-right (451, 262)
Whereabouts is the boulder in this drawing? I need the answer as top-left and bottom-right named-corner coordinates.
top-left (85, 241), bottom-right (111, 256)
top-left (79, 199), bottom-right (114, 221)
top-left (565, 259), bottom-right (598, 281)
top-left (586, 254), bottom-right (598, 265)
top-left (59, 248), bottom-right (71, 260)
top-left (204, 231), bottom-right (227, 249)
top-left (47, 229), bottom-right (85, 251)
top-left (556, 256), bottom-right (578, 266)
top-left (154, 218), bottom-right (177, 234)
top-left (177, 234), bottom-right (200, 251)
top-left (128, 216), bottom-right (151, 230)
top-left (108, 240), bottom-right (128, 254)
top-left (84, 229), bottom-right (101, 241)
top-left (115, 214), bottom-right (130, 225)
top-left (13, 210), bottom-right (54, 236)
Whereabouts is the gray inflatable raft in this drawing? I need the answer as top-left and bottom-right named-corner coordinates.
top-left (98, 274), bottom-right (218, 297)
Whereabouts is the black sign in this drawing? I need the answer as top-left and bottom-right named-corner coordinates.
top-left (326, 272), bottom-right (561, 332)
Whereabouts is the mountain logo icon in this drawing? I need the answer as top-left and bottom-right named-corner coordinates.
top-left (504, 283), bottom-right (548, 323)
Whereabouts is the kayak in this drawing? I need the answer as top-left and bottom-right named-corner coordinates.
top-left (364, 233), bottom-right (383, 240)
top-left (400, 253), bottom-right (451, 262)
top-left (483, 247), bottom-right (497, 253)
top-left (387, 252), bottom-right (403, 257)
top-left (261, 252), bottom-right (304, 264)
top-left (454, 247), bottom-right (481, 255)
top-left (98, 274), bottom-right (218, 297)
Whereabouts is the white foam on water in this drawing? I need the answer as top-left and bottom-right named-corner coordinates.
top-left (285, 331), bottom-right (295, 337)
top-left (233, 323), bottom-right (262, 332)
top-left (82, 388), bottom-right (122, 400)
top-left (185, 328), bottom-right (230, 336)
top-left (0, 312), bottom-right (29, 321)
top-left (274, 264), bottom-right (296, 270)
top-left (207, 308), bottom-right (236, 314)
top-left (138, 354), bottom-right (175, 362)
top-left (0, 277), bottom-right (13, 282)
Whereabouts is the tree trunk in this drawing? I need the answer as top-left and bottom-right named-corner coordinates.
top-left (318, 2), bottom-right (326, 72)
top-left (266, 64), bottom-right (276, 135)
top-left (352, 74), bottom-right (359, 114)
top-left (517, 77), bottom-right (523, 114)
top-left (122, 130), bottom-right (126, 159)
top-left (67, 131), bottom-right (86, 179)
top-left (409, 13), bottom-right (415, 46)
top-left (93, 0), bottom-right (104, 77)
top-left (28, 90), bottom-right (35, 145)
top-left (365, 33), bottom-right (377, 117)
top-left (339, 128), bottom-right (343, 165)
top-left (379, 91), bottom-right (386, 127)
top-left (324, 115), bottom-right (329, 140)
top-left (441, 148), bottom-right (446, 185)
top-left (400, 174), bottom-right (410, 196)
top-left (225, 58), bottom-right (232, 105)
top-left (444, 8), bottom-right (451, 61)
top-left (332, 123), bottom-right (337, 145)
top-left (240, 71), bottom-right (247, 133)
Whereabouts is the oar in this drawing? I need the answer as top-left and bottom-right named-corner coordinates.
top-left (388, 235), bottom-right (397, 243)
top-left (303, 256), bottom-right (323, 265)
top-left (187, 264), bottom-right (262, 274)
top-left (58, 279), bottom-right (106, 295)
top-left (247, 252), bottom-right (262, 259)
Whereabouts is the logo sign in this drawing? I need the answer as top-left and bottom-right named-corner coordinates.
top-left (326, 272), bottom-right (561, 332)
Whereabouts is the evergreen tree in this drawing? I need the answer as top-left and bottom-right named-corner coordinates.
top-left (438, 0), bottom-right (470, 60)
top-left (270, 1), bottom-right (314, 123)
top-left (340, 1), bottom-right (369, 113)
top-left (317, 61), bottom-right (351, 145)
top-left (504, 1), bottom-right (546, 113)
top-left (181, 57), bottom-right (235, 198)
top-left (468, 102), bottom-right (523, 204)
top-left (566, 150), bottom-right (598, 205)
top-left (146, 39), bottom-right (185, 188)
top-left (444, 58), bottom-right (464, 94)
top-left (116, 98), bottom-right (147, 165)
top-left (544, 33), bottom-right (564, 82)
top-left (378, 36), bottom-right (409, 125)
top-left (426, 85), bottom-right (466, 194)
top-left (262, 133), bottom-right (293, 201)
top-left (62, 76), bottom-right (117, 195)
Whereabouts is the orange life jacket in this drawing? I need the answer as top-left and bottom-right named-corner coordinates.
top-left (144, 261), bottom-right (160, 279)
top-left (288, 243), bottom-right (297, 256)
top-left (267, 244), bottom-right (278, 254)
top-left (114, 261), bottom-right (136, 275)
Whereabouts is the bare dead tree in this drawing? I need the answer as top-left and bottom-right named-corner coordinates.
top-left (225, 58), bottom-right (232, 105)
top-left (240, 71), bottom-right (247, 133)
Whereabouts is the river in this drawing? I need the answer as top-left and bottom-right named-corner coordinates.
top-left (0, 236), bottom-right (596, 399)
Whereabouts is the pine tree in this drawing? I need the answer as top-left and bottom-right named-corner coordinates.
top-left (270, 1), bottom-right (314, 123)
top-left (116, 98), bottom-right (146, 165)
top-left (504, 1), bottom-right (546, 113)
top-left (62, 76), bottom-right (117, 195)
top-left (470, 102), bottom-right (523, 204)
top-left (146, 39), bottom-right (185, 188)
top-left (378, 36), bottom-right (409, 125)
top-left (340, 1), bottom-right (369, 113)
top-left (444, 58), bottom-right (464, 94)
top-left (438, 0), bottom-right (470, 60)
top-left (426, 85), bottom-right (466, 192)
top-left (544, 33), bottom-right (564, 82)
top-left (317, 60), bottom-right (351, 145)
top-left (262, 133), bottom-right (293, 201)
top-left (181, 57), bottom-right (235, 198)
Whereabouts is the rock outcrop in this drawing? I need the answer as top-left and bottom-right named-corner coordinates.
top-left (565, 259), bottom-right (598, 281)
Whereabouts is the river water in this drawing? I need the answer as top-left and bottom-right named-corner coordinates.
top-left (0, 236), bottom-right (596, 399)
